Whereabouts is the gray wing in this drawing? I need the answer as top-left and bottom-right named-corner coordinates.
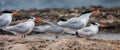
top-left (67, 18), bottom-right (79, 24)
top-left (66, 18), bottom-right (84, 29)
top-left (33, 25), bottom-right (50, 32)
top-left (47, 25), bottom-right (64, 33)
top-left (4, 23), bottom-right (30, 34)
top-left (82, 27), bottom-right (93, 32)
top-left (78, 27), bottom-right (95, 37)
top-left (78, 27), bottom-right (93, 35)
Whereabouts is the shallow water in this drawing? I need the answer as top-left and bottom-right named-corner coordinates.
top-left (26, 33), bottom-right (120, 40)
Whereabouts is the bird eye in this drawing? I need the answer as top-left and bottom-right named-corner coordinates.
top-left (2, 10), bottom-right (13, 13)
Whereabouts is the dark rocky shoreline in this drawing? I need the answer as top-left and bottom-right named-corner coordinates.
top-left (0, 6), bottom-right (120, 50)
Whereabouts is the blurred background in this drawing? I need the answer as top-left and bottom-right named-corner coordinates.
top-left (0, 0), bottom-right (120, 10)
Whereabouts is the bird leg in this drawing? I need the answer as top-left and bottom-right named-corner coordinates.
top-left (55, 34), bottom-right (60, 39)
top-left (23, 35), bottom-right (26, 38)
top-left (0, 29), bottom-right (4, 34)
top-left (1, 27), bottom-right (8, 35)
top-left (21, 35), bottom-right (23, 38)
top-left (55, 35), bottom-right (59, 39)
top-left (75, 31), bottom-right (81, 38)
top-left (21, 35), bottom-right (26, 38)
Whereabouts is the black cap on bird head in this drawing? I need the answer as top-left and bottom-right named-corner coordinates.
top-left (27, 16), bottom-right (41, 22)
top-left (91, 22), bottom-right (106, 28)
top-left (81, 11), bottom-right (92, 14)
top-left (2, 10), bottom-right (13, 13)
top-left (91, 22), bottom-right (99, 25)
top-left (27, 16), bottom-right (35, 19)
top-left (59, 17), bottom-right (67, 21)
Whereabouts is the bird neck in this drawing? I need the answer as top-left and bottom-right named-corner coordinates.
top-left (90, 24), bottom-right (99, 28)
top-left (79, 13), bottom-right (92, 25)
top-left (25, 19), bottom-right (35, 27)
top-left (25, 19), bottom-right (35, 24)
top-left (79, 13), bottom-right (92, 20)
top-left (89, 25), bottom-right (99, 33)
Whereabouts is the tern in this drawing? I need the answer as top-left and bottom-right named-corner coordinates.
top-left (57, 11), bottom-right (100, 33)
top-left (75, 22), bottom-right (106, 38)
top-left (0, 10), bottom-right (19, 34)
top-left (57, 11), bottom-right (100, 31)
top-left (3, 16), bottom-right (41, 38)
top-left (33, 21), bottom-right (64, 38)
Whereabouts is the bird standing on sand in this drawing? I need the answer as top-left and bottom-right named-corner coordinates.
top-left (3, 16), bottom-right (41, 38)
top-left (33, 21), bottom-right (64, 38)
top-left (76, 22), bottom-right (106, 38)
top-left (0, 10), bottom-right (19, 34)
top-left (57, 11), bottom-right (100, 33)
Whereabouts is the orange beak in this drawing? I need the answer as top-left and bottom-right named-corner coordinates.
top-left (91, 11), bottom-right (100, 15)
top-left (12, 11), bottom-right (19, 15)
top-left (35, 17), bottom-right (42, 22)
top-left (99, 24), bottom-right (106, 28)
